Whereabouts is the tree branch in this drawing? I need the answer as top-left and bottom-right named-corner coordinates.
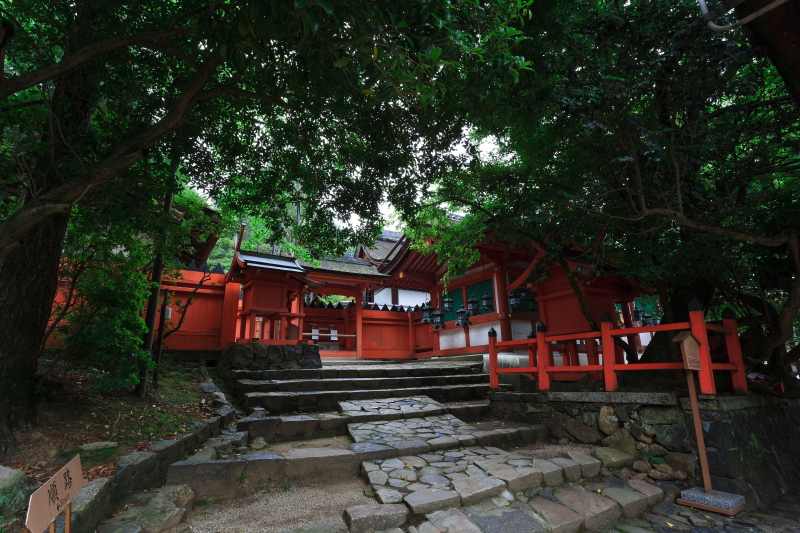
top-left (0, 26), bottom-right (195, 100)
top-left (701, 95), bottom-right (791, 121)
top-left (194, 85), bottom-right (295, 110)
top-left (0, 52), bottom-right (221, 259)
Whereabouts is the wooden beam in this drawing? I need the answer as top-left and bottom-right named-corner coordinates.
top-left (399, 271), bottom-right (436, 285)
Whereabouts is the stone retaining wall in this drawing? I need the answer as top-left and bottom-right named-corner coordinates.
top-left (488, 391), bottom-right (800, 509)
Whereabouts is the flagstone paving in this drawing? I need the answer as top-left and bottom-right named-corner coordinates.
top-left (339, 396), bottom-right (449, 420)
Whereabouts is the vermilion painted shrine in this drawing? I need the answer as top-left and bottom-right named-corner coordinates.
top-left (158, 230), bottom-right (750, 395)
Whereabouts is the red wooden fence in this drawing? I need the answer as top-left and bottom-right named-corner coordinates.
top-left (488, 306), bottom-right (749, 395)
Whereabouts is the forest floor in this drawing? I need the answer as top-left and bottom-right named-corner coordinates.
top-left (0, 362), bottom-right (215, 487)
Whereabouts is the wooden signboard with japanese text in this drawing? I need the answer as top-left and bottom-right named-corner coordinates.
top-left (26, 455), bottom-right (83, 533)
top-left (673, 331), bottom-right (702, 371)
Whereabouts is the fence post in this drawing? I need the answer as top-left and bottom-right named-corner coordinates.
top-left (601, 312), bottom-right (618, 391)
top-left (688, 298), bottom-right (716, 395)
top-left (527, 330), bottom-right (537, 379)
top-left (536, 322), bottom-right (550, 390)
top-left (722, 307), bottom-right (748, 393)
top-left (488, 327), bottom-right (498, 388)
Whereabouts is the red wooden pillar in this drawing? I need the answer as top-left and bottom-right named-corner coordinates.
top-left (248, 312), bottom-right (257, 340)
top-left (407, 312), bottom-right (417, 358)
top-left (219, 282), bottom-right (240, 348)
top-left (586, 338), bottom-right (600, 365)
top-left (355, 285), bottom-right (364, 358)
top-left (488, 328), bottom-right (499, 388)
top-left (689, 298), bottom-right (716, 395)
top-left (722, 308), bottom-right (748, 392)
top-left (526, 332), bottom-right (536, 379)
top-left (601, 312), bottom-right (618, 391)
top-left (494, 266), bottom-right (512, 342)
top-left (536, 322), bottom-right (550, 390)
top-left (297, 287), bottom-right (305, 342)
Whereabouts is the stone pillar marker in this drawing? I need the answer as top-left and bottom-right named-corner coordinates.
top-left (673, 325), bottom-right (746, 516)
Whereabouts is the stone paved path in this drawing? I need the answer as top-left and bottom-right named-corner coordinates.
top-left (340, 397), bottom-right (448, 420)
top-left (348, 415), bottom-right (485, 448)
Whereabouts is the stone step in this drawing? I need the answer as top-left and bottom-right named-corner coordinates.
top-left (235, 373), bottom-right (490, 395)
top-left (225, 363), bottom-right (483, 382)
top-left (242, 383), bottom-right (504, 413)
top-left (356, 445), bottom-right (668, 533)
top-left (234, 398), bottom-right (495, 443)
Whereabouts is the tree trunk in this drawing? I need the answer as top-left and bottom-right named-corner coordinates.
top-left (0, 212), bottom-right (70, 455)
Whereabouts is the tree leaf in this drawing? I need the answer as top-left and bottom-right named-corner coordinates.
top-left (334, 58), bottom-right (350, 68)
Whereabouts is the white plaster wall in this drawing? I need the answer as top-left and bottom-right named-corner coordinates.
top-left (469, 320), bottom-right (500, 345)
top-left (439, 328), bottom-right (466, 350)
top-left (511, 320), bottom-right (535, 341)
top-left (373, 288), bottom-right (429, 307)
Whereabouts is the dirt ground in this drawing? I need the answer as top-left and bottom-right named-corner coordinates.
top-left (185, 479), bottom-right (371, 533)
top-left (1, 364), bottom-right (214, 487)
top-left (257, 435), bottom-right (353, 455)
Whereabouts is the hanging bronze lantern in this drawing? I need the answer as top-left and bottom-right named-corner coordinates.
top-left (455, 306), bottom-right (471, 326)
top-left (466, 293), bottom-right (479, 316)
top-left (442, 295), bottom-right (454, 314)
top-left (508, 291), bottom-right (521, 311)
top-left (421, 302), bottom-right (433, 324)
top-left (431, 307), bottom-right (445, 329)
top-left (480, 291), bottom-right (493, 313)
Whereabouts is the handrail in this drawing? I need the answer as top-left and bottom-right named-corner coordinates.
top-left (487, 308), bottom-right (749, 395)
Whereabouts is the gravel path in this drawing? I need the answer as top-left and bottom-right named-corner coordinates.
top-left (505, 441), bottom-right (597, 460)
top-left (185, 479), bottom-right (370, 533)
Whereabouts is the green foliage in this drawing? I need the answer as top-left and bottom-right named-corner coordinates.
top-left (649, 456), bottom-right (665, 465)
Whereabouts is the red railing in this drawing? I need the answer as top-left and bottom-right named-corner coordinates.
top-left (488, 306), bottom-right (748, 395)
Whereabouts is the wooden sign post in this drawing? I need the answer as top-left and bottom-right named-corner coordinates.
top-left (26, 455), bottom-right (84, 533)
top-left (673, 332), bottom-right (745, 515)
top-left (672, 332), bottom-right (713, 494)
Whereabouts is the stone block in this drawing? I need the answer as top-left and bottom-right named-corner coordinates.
top-left (566, 451), bottom-right (602, 478)
top-left (598, 406), bottom-right (621, 436)
top-left (0, 465), bottom-right (31, 517)
top-left (70, 477), bottom-right (113, 533)
top-left (152, 485), bottom-right (194, 509)
top-left (367, 470), bottom-right (389, 485)
top-left (350, 443), bottom-right (396, 460)
top-left (343, 504), bottom-right (409, 533)
top-left (283, 448), bottom-right (358, 481)
top-left (593, 447), bottom-right (634, 469)
top-left (277, 415), bottom-right (319, 438)
top-left (375, 488), bottom-right (403, 504)
top-left (451, 476), bottom-right (506, 505)
top-left (679, 488), bottom-right (746, 511)
top-left (602, 429), bottom-right (637, 457)
top-left (427, 437), bottom-right (459, 451)
top-left (527, 496), bottom-right (583, 533)
top-left (628, 479), bottom-right (664, 507)
top-left (242, 452), bottom-right (285, 487)
top-left (532, 459), bottom-right (564, 487)
top-left (136, 501), bottom-right (185, 533)
top-left (489, 467), bottom-right (542, 493)
top-left (114, 452), bottom-right (159, 497)
top-left (147, 440), bottom-right (184, 474)
top-left (317, 414), bottom-right (348, 432)
top-left (384, 440), bottom-right (430, 455)
top-left (473, 431), bottom-right (503, 446)
top-left (549, 458), bottom-right (582, 482)
top-left (165, 459), bottom-right (246, 501)
top-left (554, 488), bottom-right (621, 532)
top-left (188, 447), bottom-right (216, 462)
top-left (564, 418), bottom-right (604, 444)
top-left (404, 488), bottom-right (461, 515)
top-left (242, 417), bottom-right (281, 440)
top-left (427, 508), bottom-right (482, 533)
top-left (600, 487), bottom-right (649, 518)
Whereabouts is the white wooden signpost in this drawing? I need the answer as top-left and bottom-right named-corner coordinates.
top-left (25, 455), bottom-right (84, 533)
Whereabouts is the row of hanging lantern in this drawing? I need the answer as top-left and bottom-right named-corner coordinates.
top-left (508, 286), bottom-right (539, 312)
top-left (421, 291), bottom-right (498, 330)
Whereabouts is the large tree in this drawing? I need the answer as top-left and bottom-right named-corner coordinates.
top-left (0, 0), bottom-right (528, 453)
top-left (403, 0), bottom-right (800, 391)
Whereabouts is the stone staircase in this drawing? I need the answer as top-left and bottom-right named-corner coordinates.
top-left (95, 360), bottom-right (800, 533)
top-left (220, 362), bottom-right (504, 414)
